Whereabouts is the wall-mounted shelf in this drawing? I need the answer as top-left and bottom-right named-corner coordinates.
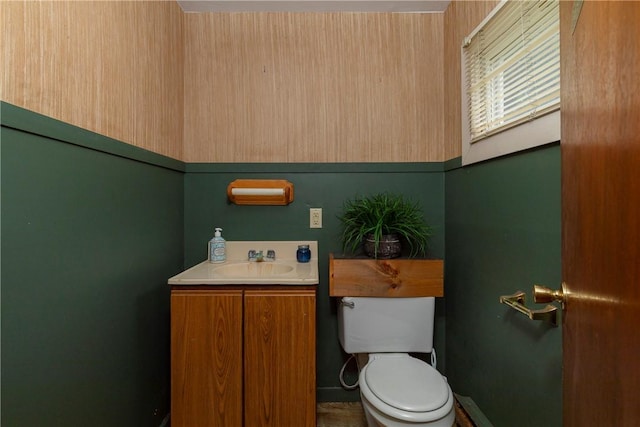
top-left (329, 253), bottom-right (443, 297)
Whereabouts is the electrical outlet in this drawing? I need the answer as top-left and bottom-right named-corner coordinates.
top-left (310, 208), bottom-right (322, 228)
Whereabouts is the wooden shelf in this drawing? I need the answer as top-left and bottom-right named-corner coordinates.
top-left (329, 253), bottom-right (443, 297)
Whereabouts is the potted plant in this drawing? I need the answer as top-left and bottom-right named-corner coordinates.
top-left (338, 192), bottom-right (432, 259)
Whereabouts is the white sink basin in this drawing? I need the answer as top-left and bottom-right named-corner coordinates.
top-left (168, 241), bottom-right (319, 285)
top-left (213, 262), bottom-right (295, 277)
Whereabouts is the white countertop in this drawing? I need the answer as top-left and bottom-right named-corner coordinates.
top-left (168, 241), bottom-right (319, 285)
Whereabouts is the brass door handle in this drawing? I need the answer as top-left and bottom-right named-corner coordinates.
top-left (533, 283), bottom-right (566, 307)
top-left (499, 291), bottom-right (558, 326)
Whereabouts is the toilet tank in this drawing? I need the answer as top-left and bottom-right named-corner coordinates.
top-left (338, 297), bottom-right (435, 354)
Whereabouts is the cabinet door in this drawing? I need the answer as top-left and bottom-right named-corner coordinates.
top-left (171, 290), bottom-right (243, 427)
top-left (244, 289), bottom-right (316, 427)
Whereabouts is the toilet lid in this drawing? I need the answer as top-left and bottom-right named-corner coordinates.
top-left (364, 355), bottom-right (449, 413)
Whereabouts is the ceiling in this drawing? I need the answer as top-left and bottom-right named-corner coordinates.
top-left (177, 0), bottom-right (451, 13)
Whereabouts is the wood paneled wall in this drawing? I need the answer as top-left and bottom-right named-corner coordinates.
top-left (443, 0), bottom-right (500, 160)
top-left (1, 1), bottom-right (184, 160)
top-left (184, 13), bottom-right (444, 163)
top-left (2, 1), bottom-right (497, 163)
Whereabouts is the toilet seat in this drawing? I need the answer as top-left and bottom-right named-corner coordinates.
top-left (359, 354), bottom-right (453, 423)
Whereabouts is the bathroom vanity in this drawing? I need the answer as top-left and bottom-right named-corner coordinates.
top-left (169, 242), bottom-right (318, 427)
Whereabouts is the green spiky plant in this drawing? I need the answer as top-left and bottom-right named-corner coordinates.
top-left (338, 192), bottom-right (432, 258)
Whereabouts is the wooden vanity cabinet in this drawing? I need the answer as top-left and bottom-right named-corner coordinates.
top-left (171, 290), bottom-right (243, 426)
top-left (171, 287), bottom-right (316, 427)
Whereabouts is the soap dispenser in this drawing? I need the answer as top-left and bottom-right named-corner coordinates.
top-left (209, 227), bottom-right (226, 263)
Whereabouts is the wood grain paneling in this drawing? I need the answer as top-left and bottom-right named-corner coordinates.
top-left (560, 2), bottom-right (640, 425)
top-left (171, 290), bottom-right (244, 427)
top-left (2, 2), bottom-right (484, 163)
top-left (329, 254), bottom-right (444, 297)
top-left (184, 12), bottom-right (444, 163)
top-left (443, 0), bottom-right (499, 160)
top-left (244, 289), bottom-right (316, 426)
top-left (1, 0), bottom-right (184, 160)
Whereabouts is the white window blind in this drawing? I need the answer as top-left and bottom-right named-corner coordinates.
top-left (463, 0), bottom-right (560, 144)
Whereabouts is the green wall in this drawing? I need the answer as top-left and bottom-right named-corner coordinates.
top-left (1, 103), bottom-right (184, 427)
top-left (1, 103), bottom-right (563, 426)
top-left (184, 163), bottom-right (446, 401)
top-left (444, 144), bottom-right (562, 427)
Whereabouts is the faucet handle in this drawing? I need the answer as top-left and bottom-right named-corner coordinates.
top-left (248, 250), bottom-right (257, 261)
top-left (266, 250), bottom-right (276, 261)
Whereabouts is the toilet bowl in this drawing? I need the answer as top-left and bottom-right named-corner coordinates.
top-left (337, 297), bottom-right (455, 427)
top-left (358, 354), bottom-right (455, 427)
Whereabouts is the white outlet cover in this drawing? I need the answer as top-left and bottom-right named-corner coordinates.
top-left (310, 208), bottom-right (322, 228)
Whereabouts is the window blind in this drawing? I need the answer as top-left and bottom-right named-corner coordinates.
top-left (463, 0), bottom-right (560, 143)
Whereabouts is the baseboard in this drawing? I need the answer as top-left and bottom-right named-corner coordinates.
top-left (159, 413), bottom-right (170, 427)
top-left (317, 386), bottom-right (361, 403)
top-left (454, 394), bottom-right (494, 427)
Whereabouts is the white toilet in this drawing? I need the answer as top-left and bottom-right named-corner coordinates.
top-left (338, 296), bottom-right (455, 427)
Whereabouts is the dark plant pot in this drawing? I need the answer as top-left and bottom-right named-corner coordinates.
top-left (363, 233), bottom-right (401, 259)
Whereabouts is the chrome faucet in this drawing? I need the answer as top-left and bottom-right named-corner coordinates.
top-left (266, 250), bottom-right (276, 261)
top-left (248, 249), bottom-right (276, 262)
top-left (248, 250), bottom-right (260, 261)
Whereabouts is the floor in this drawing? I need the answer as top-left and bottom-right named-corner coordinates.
top-left (316, 401), bottom-right (475, 427)
top-left (317, 402), bottom-right (367, 427)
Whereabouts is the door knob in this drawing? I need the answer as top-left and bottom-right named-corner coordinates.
top-left (533, 284), bottom-right (566, 306)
